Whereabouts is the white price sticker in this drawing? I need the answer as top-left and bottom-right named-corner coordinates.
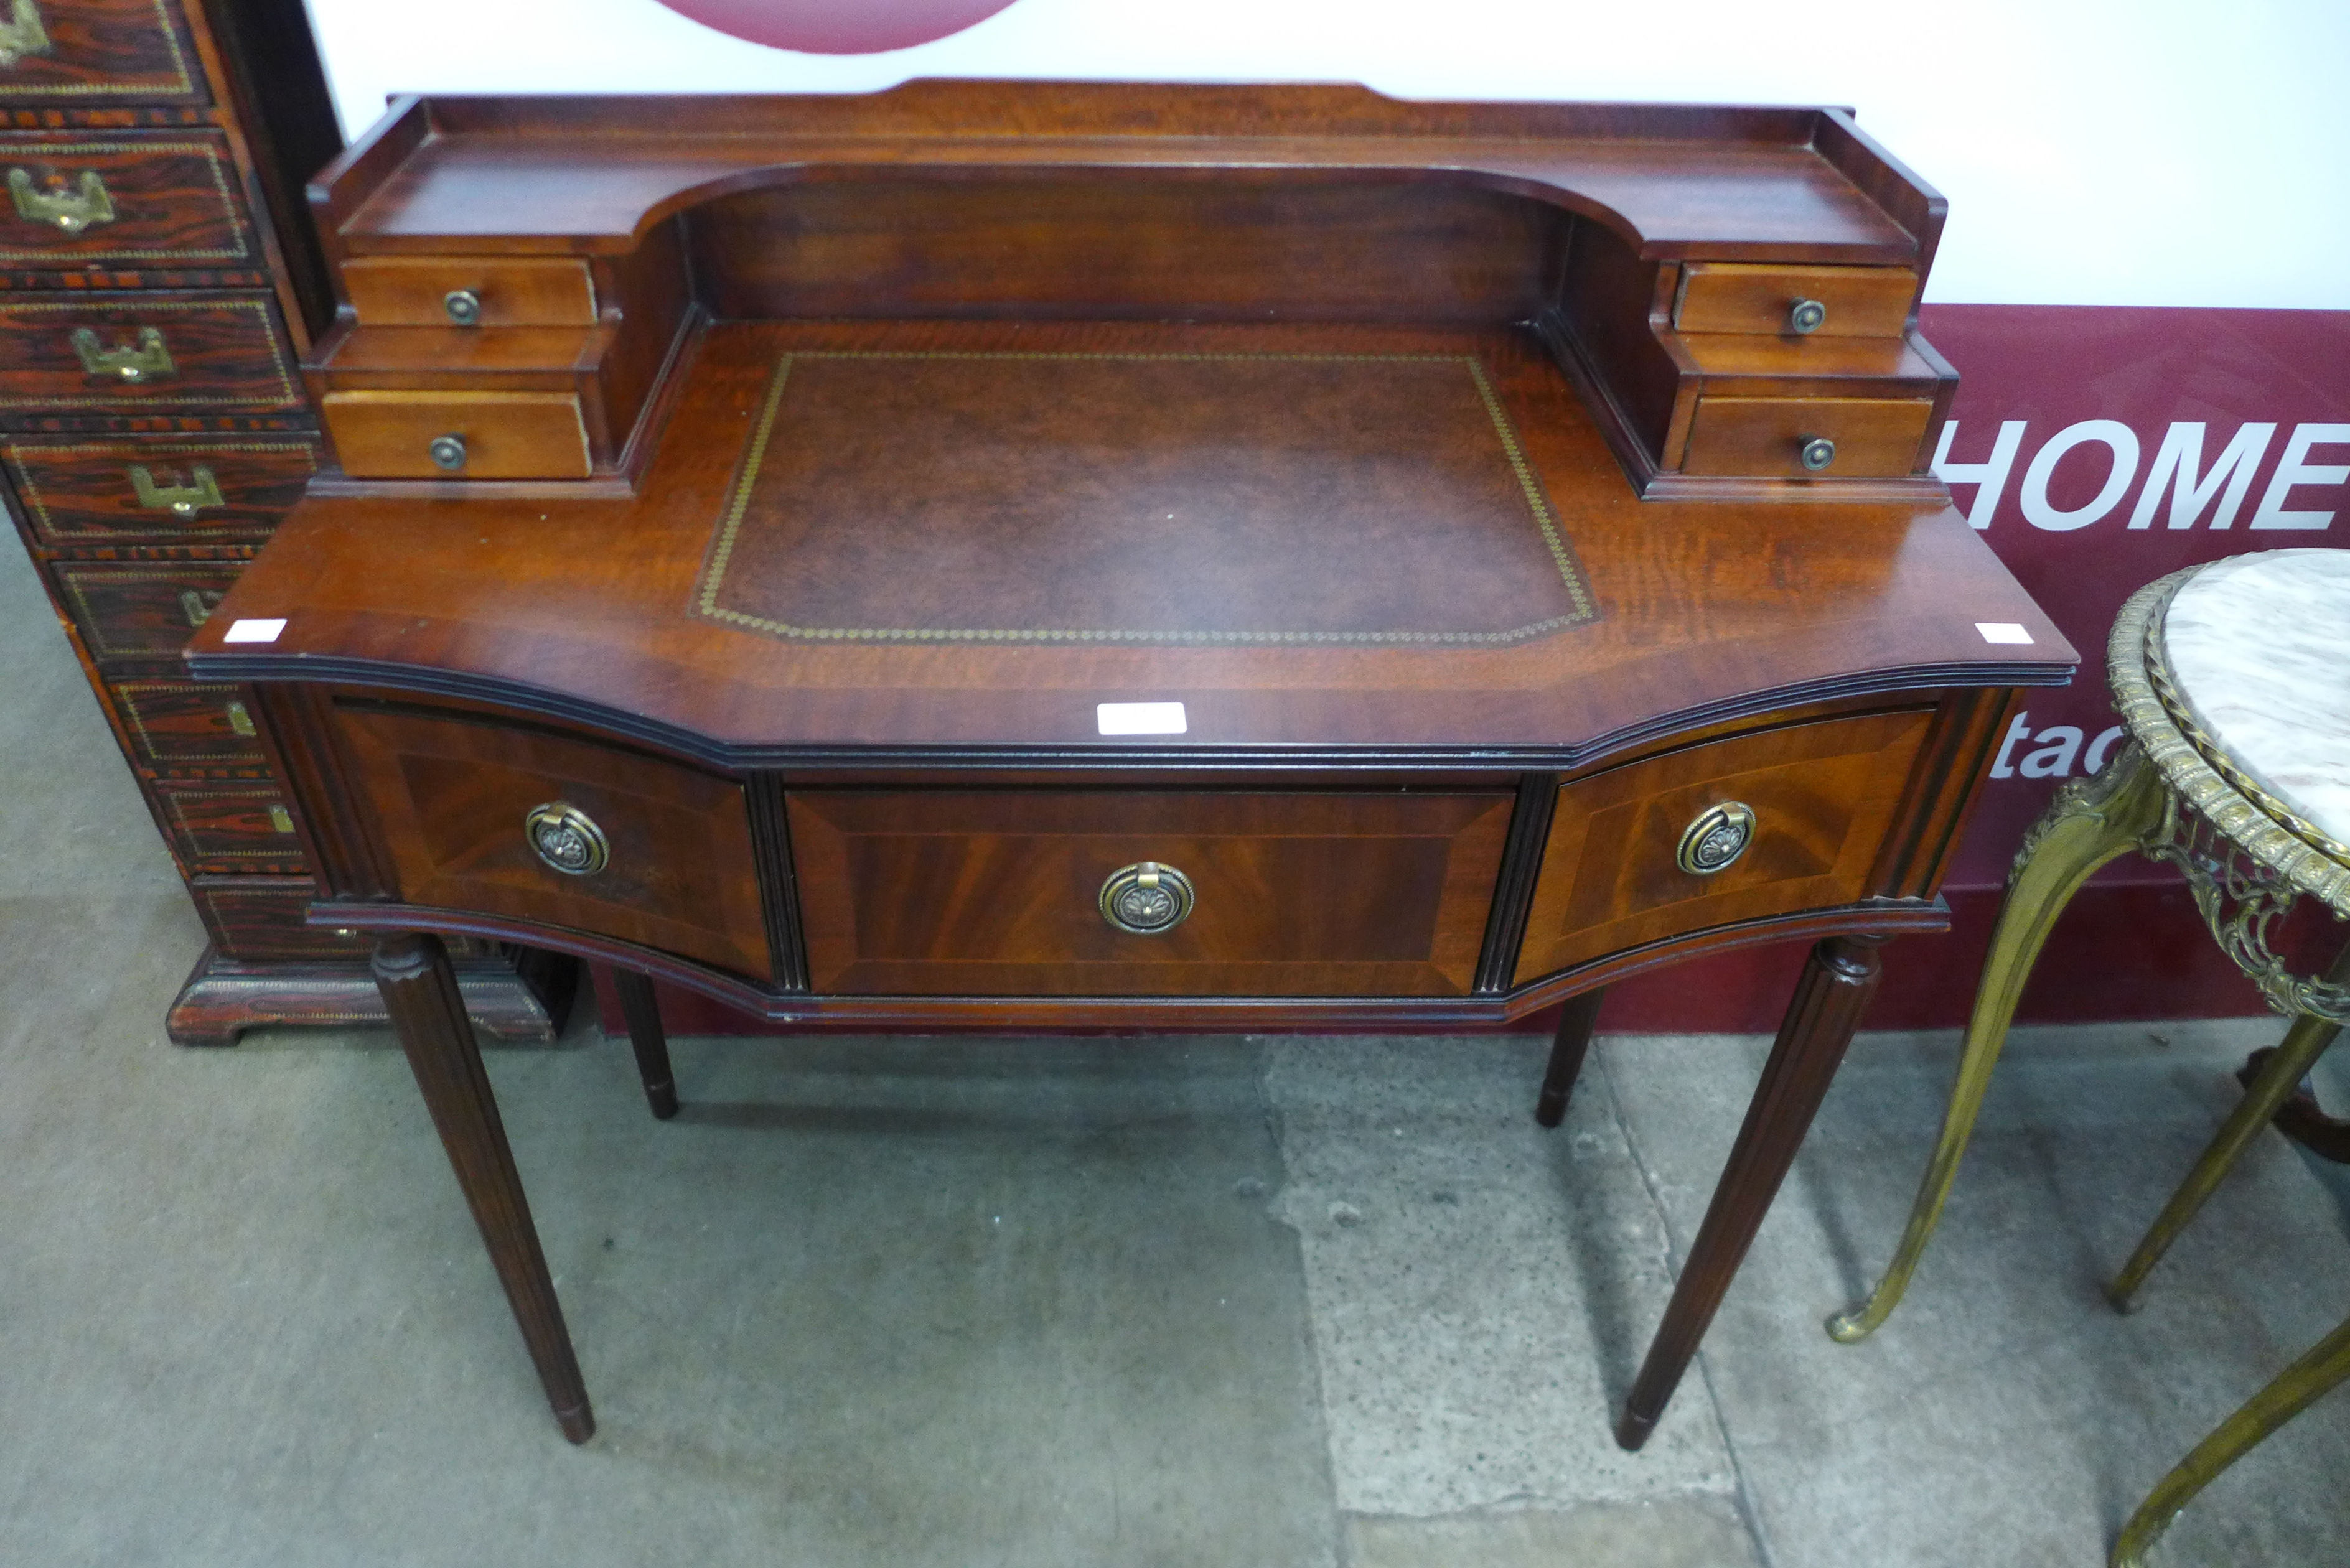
top-left (1975, 623), bottom-right (2033, 645)
top-left (1097, 701), bottom-right (1187, 735)
top-left (222, 618), bottom-right (287, 644)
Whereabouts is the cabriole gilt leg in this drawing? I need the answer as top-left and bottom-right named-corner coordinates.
top-left (2110, 1310), bottom-right (2350, 1568)
top-left (1535, 987), bottom-right (1608, 1127)
top-left (613, 968), bottom-right (679, 1120)
top-left (1828, 744), bottom-right (2169, 1344)
top-left (1616, 934), bottom-right (1886, 1450)
top-left (375, 932), bottom-right (596, 1442)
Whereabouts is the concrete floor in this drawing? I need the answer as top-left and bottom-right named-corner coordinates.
top-left (5, 539), bottom-right (2350, 1567)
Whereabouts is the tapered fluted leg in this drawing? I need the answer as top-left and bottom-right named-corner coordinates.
top-left (1535, 987), bottom-right (1608, 1127)
top-left (613, 969), bottom-right (679, 1120)
top-left (2111, 1311), bottom-right (2350, 1567)
top-left (1616, 934), bottom-right (1886, 1450)
top-left (2108, 941), bottom-right (2350, 1310)
top-left (1828, 745), bottom-right (2169, 1344)
top-left (375, 932), bottom-right (595, 1443)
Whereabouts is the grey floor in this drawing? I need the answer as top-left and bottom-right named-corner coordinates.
top-left (5, 538), bottom-right (2350, 1568)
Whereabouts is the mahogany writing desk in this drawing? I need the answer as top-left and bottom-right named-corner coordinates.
top-left (185, 83), bottom-right (2073, 1448)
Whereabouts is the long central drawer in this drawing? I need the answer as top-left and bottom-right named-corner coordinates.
top-left (787, 789), bottom-right (1515, 997)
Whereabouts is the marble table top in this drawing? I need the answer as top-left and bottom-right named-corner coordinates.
top-left (2160, 548), bottom-right (2350, 859)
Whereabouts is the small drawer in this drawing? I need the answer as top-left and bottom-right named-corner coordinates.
top-left (333, 702), bottom-right (772, 979)
top-left (53, 559), bottom-right (240, 660)
top-left (1680, 396), bottom-right (1932, 478)
top-left (0, 132), bottom-right (251, 268)
top-left (0, 293), bottom-right (300, 411)
top-left (1512, 709), bottom-right (1935, 985)
top-left (0, 0), bottom-right (206, 105)
top-left (190, 877), bottom-right (368, 961)
top-left (1672, 263), bottom-right (1915, 337)
top-left (4, 437), bottom-right (320, 541)
top-left (322, 390), bottom-right (593, 480)
top-left (109, 679), bottom-right (265, 767)
top-left (342, 255), bottom-right (598, 327)
top-left (152, 779), bottom-right (307, 874)
top-left (787, 789), bottom-right (1515, 997)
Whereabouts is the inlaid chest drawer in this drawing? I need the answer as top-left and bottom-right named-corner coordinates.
top-left (787, 788), bottom-right (1515, 997)
top-left (107, 679), bottom-right (264, 767)
top-left (334, 704), bottom-right (772, 981)
top-left (0, 0), bottom-right (206, 105)
top-left (52, 558), bottom-right (240, 660)
top-left (4, 437), bottom-right (321, 541)
top-left (151, 778), bottom-right (304, 874)
top-left (0, 131), bottom-right (252, 268)
top-left (0, 292), bottom-right (300, 413)
top-left (1512, 708), bottom-right (1935, 984)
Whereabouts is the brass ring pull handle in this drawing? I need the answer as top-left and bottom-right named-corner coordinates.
top-left (9, 167), bottom-right (113, 233)
top-left (442, 289), bottom-right (482, 326)
top-left (525, 802), bottom-right (609, 877)
top-left (71, 325), bottom-right (173, 382)
top-left (129, 463), bottom-right (223, 517)
top-left (1099, 861), bottom-right (1196, 935)
top-left (1798, 436), bottom-right (1837, 473)
top-left (1677, 801), bottom-right (1757, 875)
top-left (428, 434), bottom-right (467, 472)
top-left (0, 2), bottom-right (52, 69)
top-left (1787, 297), bottom-right (1827, 334)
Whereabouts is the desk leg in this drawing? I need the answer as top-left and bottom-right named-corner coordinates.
top-left (613, 969), bottom-right (680, 1120)
top-left (1615, 933), bottom-right (1885, 1450)
top-left (1535, 987), bottom-right (1608, 1127)
top-left (375, 932), bottom-right (596, 1444)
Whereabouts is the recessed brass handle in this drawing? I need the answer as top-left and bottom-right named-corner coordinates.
top-left (1677, 801), bottom-right (1757, 875)
top-left (268, 805), bottom-right (295, 834)
top-left (129, 463), bottom-right (223, 517)
top-left (9, 167), bottom-right (113, 233)
top-left (225, 699), bottom-right (256, 738)
top-left (1798, 436), bottom-right (1837, 473)
top-left (178, 587), bottom-right (221, 627)
top-left (0, 1), bottom-right (51, 69)
top-left (1099, 861), bottom-right (1195, 936)
top-left (71, 325), bottom-right (174, 383)
top-left (442, 289), bottom-right (482, 326)
top-left (1787, 297), bottom-right (1827, 334)
top-left (526, 801), bottom-right (609, 877)
top-left (428, 434), bottom-right (467, 472)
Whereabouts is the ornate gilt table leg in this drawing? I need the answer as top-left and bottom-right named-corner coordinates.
top-left (1828, 744), bottom-right (2170, 1343)
top-left (374, 933), bottom-right (596, 1442)
top-left (613, 969), bottom-right (680, 1121)
top-left (1616, 934), bottom-right (1885, 1450)
top-left (2110, 1310), bottom-right (2350, 1567)
top-left (1535, 987), bottom-right (1608, 1127)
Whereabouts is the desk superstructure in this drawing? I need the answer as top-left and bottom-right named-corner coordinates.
top-left (187, 83), bottom-right (2072, 1447)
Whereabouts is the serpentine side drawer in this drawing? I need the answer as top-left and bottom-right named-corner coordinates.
top-left (788, 789), bottom-right (1515, 997)
top-left (1512, 709), bottom-right (1935, 984)
top-left (334, 705), bottom-right (771, 980)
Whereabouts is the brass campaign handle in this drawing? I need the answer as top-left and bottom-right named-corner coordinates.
top-left (9, 167), bottom-right (114, 234)
top-left (72, 325), bottom-right (174, 383)
top-left (0, 1), bottom-right (52, 69)
top-left (130, 464), bottom-right (224, 518)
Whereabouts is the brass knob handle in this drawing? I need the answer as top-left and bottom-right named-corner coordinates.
top-left (1787, 297), bottom-right (1827, 334)
top-left (1099, 861), bottom-right (1195, 935)
top-left (0, 1), bottom-right (52, 68)
top-left (1677, 802), bottom-right (1756, 875)
top-left (1798, 436), bottom-right (1836, 472)
top-left (525, 802), bottom-right (608, 877)
top-left (71, 325), bottom-right (174, 383)
top-left (442, 289), bottom-right (482, 326)
top-left (9, 166), bottom-right (113, 233)
top-left (428, 434), bottom-right (467, 472)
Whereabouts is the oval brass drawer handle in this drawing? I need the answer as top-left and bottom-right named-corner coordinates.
top-left (71, 325), bottom-right (173, 382)
top-left (1677, 801), bottom-right (1756, 875)
top-left (525, 801), bottom-right (609, 877)
top-left (9, 167), bottom-right (112, 233)
top-left (1100, 861), bottom-right (1195, 935)
top-left (0, 3), bottom-right (52, 70)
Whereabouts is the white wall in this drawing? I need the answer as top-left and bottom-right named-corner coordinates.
top-left (301, 0), bottom-right (2350, 313)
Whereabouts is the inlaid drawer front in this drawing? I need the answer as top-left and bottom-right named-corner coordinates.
top-left (109, 679), bottom-right (263, 767)
top-left (1512, 709), bottom-right (1935, 985)
top-left (788, 790), bottom-right (1515, 997)
top-left (343, 256), bottom-right (599, 327)
top-left (0, 133), bottom-right (250, 266)
top-left (1680, 396), bottom-right (1933, 479)
top-left (322, 390), bottom-right (593, 479)
top-left (1672, 263), bottom-right (1915, 338)
top-left (4, 437), bottom-right (320, 540)
top-left (53, 559), bottom-right (240, 660)
top-left (334, 704), bottom-right (772, 980)
top-left (0, 294), bottom-right (299, 410)
top-left (152, 780), bottom-right (306, 873)
top-left (0, 0), bottom-right (204, 105)
top-left (190, 878), bottom-right (368, 961)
